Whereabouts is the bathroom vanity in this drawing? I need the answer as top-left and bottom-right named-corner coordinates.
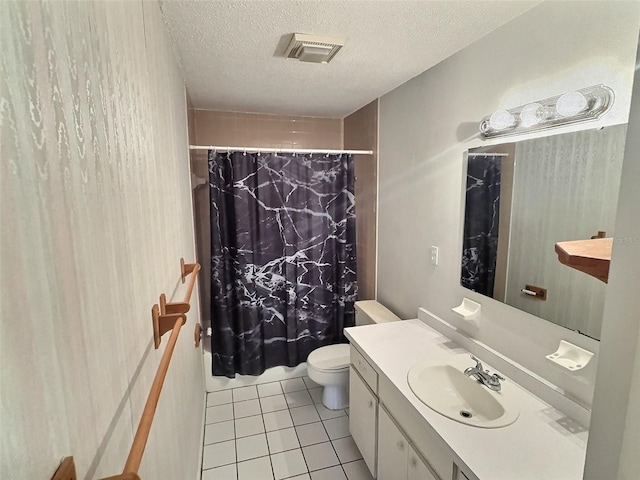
top-left (345, 314), bottom-right (588, 480)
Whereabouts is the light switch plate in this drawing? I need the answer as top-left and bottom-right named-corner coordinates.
top-left (430, 246), bottom-right (439, 265)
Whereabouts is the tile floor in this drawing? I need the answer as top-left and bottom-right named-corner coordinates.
top-left (202, 376), bottom-right (374, 480)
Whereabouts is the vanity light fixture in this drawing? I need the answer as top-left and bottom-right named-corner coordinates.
top-left (556, 91), bottom-right (588, 117)
top-left (519, 102), bottom-right (546, 127)
top-left (489, 110), bottom-right (516, 130)
top-left (479, 84), bottom-right (614, 139)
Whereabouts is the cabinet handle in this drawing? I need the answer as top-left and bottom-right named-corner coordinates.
top-left (396, 440), bottom-right (405, 450)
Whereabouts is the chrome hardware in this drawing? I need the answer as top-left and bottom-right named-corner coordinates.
top-left (464, 355), bottom-right (504, 392)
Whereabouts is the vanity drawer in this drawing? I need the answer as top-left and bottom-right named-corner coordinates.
top-left (351, 345), bottom-right (378, 393)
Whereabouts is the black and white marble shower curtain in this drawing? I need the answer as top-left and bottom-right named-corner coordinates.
top-left (461, 155), bottom-right (502, 297)
top-left (208, 151), bottom-right (357, 377)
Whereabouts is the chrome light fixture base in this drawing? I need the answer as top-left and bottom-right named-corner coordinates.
top-left (479, 84), bottom-right (614, 139)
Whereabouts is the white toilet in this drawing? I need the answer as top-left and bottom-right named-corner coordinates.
top-left (307, 300), bottom-right (401, 410)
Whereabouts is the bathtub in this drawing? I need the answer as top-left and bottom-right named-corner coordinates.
top-left (202, 340), bottom-right (308, 392)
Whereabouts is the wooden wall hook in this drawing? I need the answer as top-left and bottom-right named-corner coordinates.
top-left (194, 323), bottom-right (202, 348)
top-left (51, 457), bottom-right (76, 480)
top-left (180, 257), bottom-right (197, 284)
top-left (152, 304), bottom-right (186, 349)
top-left (101, 474), bottom-right (141, 480)
top-left (159, 293), bottom-right (190, 315)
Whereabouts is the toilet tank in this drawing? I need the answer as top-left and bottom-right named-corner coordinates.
top-left (354, 300), bottom-right (402, 326)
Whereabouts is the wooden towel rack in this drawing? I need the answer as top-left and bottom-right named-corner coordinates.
top-left (52, 258), bottom-right (201, 480)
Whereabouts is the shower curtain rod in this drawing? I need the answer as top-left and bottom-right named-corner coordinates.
top-left (467, 152), bottom-right (509, 157)
top-left (189, 145), bottom-right (373, 155)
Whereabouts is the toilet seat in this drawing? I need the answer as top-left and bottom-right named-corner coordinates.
top-left (307, 344), bottom-right (350, 372)
top-left (306, 301), bottom-right (401, 411)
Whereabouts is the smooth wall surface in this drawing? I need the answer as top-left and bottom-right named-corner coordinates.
top-left (584, 33), bottom-right (640, 480)
top-left (1, 2), bottom-right (204, 479)
top-left (344, 100), bottom-right (378, 301)
top-left (377, 1), bottom-right (640, 408)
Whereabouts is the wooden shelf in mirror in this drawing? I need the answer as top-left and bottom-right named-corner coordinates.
top-left (555, 238), bottom-right (613, 283)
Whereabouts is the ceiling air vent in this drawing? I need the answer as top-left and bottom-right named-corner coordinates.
top-left (284, 33), bottom-right (344, 64)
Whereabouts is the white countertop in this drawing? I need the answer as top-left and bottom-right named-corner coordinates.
top-left (345, 319), bottom-right (588, 480)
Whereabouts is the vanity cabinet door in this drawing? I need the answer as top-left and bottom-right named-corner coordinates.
top-left (377, 406), bottom-right (408, 480)
top-left (454, 466), bottom-right (471, 480)
top-left (408, 444), bottom-right (439, 480)
top-left (349, 366), bottom-right (378, 477)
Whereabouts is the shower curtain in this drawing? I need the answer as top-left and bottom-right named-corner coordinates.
top-left (208, 151), bottom-right (357, 377)
top-left (461, 154), bottom-right (502, 297)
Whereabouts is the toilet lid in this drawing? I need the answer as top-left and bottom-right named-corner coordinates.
top-left (308, 344), bottom-right (350, 371)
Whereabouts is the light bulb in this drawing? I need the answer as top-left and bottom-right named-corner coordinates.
top-left (520, 103), bottom-right (546, 127)
top-left (489, 110), bottom-right (516, 130)
top-left (556, 91), bottom-right (588, 117)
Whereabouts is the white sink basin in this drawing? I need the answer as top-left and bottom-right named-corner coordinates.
top-left (407, 355), bottom-right (519, 428)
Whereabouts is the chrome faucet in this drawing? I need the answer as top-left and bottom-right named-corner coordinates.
top-left (464, 355), bottom-right (505, 392)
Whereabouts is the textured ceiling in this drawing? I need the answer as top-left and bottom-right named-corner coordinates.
top-left (161, 0), bottom-right (540, 117)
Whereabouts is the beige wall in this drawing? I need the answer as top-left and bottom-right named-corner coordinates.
top-left (191, 109), bottom-right (343, 182)
top-left (377, 1), bottom-right (639, 410)
top-left (0, 2), bottom-right (203, 479)
top-left (190, 110), bottom-right (344, 327)
top-left (194, 110), bottom-right (343, 149)
top-left (344, 100), bottom-right (379, 300)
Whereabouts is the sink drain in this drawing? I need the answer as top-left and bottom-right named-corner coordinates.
top-left (459, 410), bottom-right (473, 419)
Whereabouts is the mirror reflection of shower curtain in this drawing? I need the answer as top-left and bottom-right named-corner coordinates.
top-left (208, 151), bottom-right (357, 377)
top-left (461, 154), bottom-right (502, 297)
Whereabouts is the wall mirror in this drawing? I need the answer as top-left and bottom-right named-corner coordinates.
top-left (461, 124), bottom-right (627, 340)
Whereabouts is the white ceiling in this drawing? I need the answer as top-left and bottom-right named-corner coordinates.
top-left (161, 0), bottom-right (540, 118)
